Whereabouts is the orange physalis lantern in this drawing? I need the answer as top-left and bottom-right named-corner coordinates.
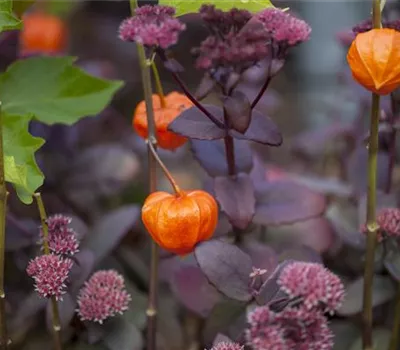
top-left (347, 28), bottom-right (400, 95)
top-left (141, 190), bottom-right (218, 255)
top-left (20, 12), bottom-right (67, 55)
top-left (133, 92), bottom-right (193, 150)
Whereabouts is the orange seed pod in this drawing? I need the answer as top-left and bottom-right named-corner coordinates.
top-left (347, 28), bottom-right (400, 95)
top-left (20, 12), bottom-right (67, 55)
top-left (133, 92), bottom-right (193, 150)
top-left (141, 190), bottom-right (218, 255)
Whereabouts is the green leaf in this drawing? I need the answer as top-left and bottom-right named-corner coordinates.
top-left (3, 115), bottom-right (44, 204)
top-left (0, 0), bottom-right (21, 32)
top-left (159, 0), bottom-right (274, 17)
top-left (0, 56), bottom-right (123, 125)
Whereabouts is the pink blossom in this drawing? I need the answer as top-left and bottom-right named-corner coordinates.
top-left (256, 9), bottom-right (311, 46)
top-left (26, 254), bottom-right (73, 300)
top-left (77, 270), bottom-right (131, 324)
top-left (41, 214), bottom-right (79, 256)
top-left (210, 342), bottom-right (244, 350)
top-left (246, 306), bottom-right (333, 350)
top-left (118, 5), bottom-right (185, 49)
top-left (361, 208), bottom-right (400, 241)
top-left (277, 262), bottom-right (344, 314)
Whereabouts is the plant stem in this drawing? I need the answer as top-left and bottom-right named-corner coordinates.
top-left (251, 58), bottom-right (273, 110)
top-left (0, 107), bottom-right (8, 350)
top-left (362, 2), bottom-right (381, 349)
top-left (389, 285), bottom-right (400, 350)
top-left (137, 41), bottom-right (159, 350)
top-left (224, 135), bottom-right (236, 176)
top-left (34, 193), bottom-right (62, 350)
top-left (147, 141), bottom-right (182, 196)
top-left (362, 93), bottom-right (380, 350)
top-left (151, 62), bottom-right (166, 108)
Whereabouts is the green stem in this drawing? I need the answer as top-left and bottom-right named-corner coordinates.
top-left (362, 93), bottom-right (380, 350)
top-left (0, 107), bottom-right (8, 350)
top-left (34, 193), bottom-right (62, 350)
top-left (151, 62), bottom-right (166, 108)
top-left (389, 285), bottom-right (400, 350)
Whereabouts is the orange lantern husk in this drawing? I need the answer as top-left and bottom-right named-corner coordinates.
top-left (347, 28), bottom-right (400, 95)
top-left (133, 92), bottom-right (193, 150)
top-left (141, 190), bottom-right (218, 255)
top-left (20, 12), bottom-right (67, 55)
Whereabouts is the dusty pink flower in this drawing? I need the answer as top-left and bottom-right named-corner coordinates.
top-left (193, 5), bottom-right (269, 71)
top-left (118, 5), bottom-right (185, 49)
top-left (353, 18), bottom-right (400, 34)
top-left (361, 208), bottom-right (400, 241)
top-left (26, 254), bottom-right (73, 300)
top-left (256, 9), bottom-right (311, 46)
top-left (246, 306), bottom-right (333, 350)
top-left (277, 262), bottom-right (344, 314)
top-left (41, 214), bottom-right (79, 256)
top-left (77, 270), bottom-right (131, 324)
top-left (210, 342), bottom-right (244, 350)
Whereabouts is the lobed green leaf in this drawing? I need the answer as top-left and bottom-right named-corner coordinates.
top-left (159, 0), bottom-right (274, 17)
top-left (0, 0), bottom-right (21, 32)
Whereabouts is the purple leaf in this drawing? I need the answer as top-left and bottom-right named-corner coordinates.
top-left (196, 74), bottom-right (216, 100)
top-left (241, 240), bottom-right (278, 278)
top-left (81, 205), bottom-right (140, 264)
top-left (168, 105), bottom-right (225, 140)
top-left (171, 265), bottom-right (221, 317)
top-left (163, 58), bottom-right (184, 73)
top-left (230, 110), bottom-right (282, 146)
top-left (223, 91), bottom-right (251, 133)
top-left (384, 240), bottom-right (400, 281)
top-left (255, 260), bottom-right (294, 305)
top-left (253, 181), bottom-right (327, 226)
top-left (70, 249), bottom-right (95, 294)
top-left (103, 318), bottom-right (143, 350)
top-left (346, 146), bottom-right (389, 195)
top-left (5, 217), bottom-right (37, 251)
top-left (195, 240), bottom-right (253, 301)
top-left (190, 139), bottom-right (253, 177)
top-left (213, 213), bottom-right (233, 238)
top-left (277, 245), bottom-right (322, 264)
top-left (46, 293), bottom-right (76, 331)
top-left (214, 173), bottom-right (255, 230)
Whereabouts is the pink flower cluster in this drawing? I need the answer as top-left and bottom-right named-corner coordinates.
top-left (246, 306), bottom-right (333, 350)
top-left (256, 9), bottom-right (311, 46)
top-left (26, 254), bottom-right (73, 300)
top-left (245, 262), bottom-right (344, 349)
top-left (277, 262), bottom-right (345, 314)
top-left (76, 270), bottom-right (131, 324)
top-left (27, 214), bottom-right (77, 299)
top-left (210, 342), bottom-right (244, 350)
top-left (42, 214), bottom-right (79, 256)
top-left (361, 208), bottom-right (400, 241)
top-left (118, 5), bottom-right (186, 49)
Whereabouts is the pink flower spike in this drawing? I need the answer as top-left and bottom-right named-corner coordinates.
top-left (118, 5), bottom-right (186, 49)
top-left (277, 262), bottom-right (345, 313)
top-left (77, 270), bottom-right (131, 324)
top-left (26, 254), bottom-right (73, 300)
top-left (210, 342), bottom-right (244, 350)
top-left (41, 214), bottom-right (79, 256)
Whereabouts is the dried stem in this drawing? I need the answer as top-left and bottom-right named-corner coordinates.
top-left (362, 93), bottom-right (380, 350)
top-left (147, 141), bottom-right (182, 196)
top-left (34, 193), bottom-right (62, 350)
top-left (151, 62), bottom-right (166, 108)
top-left (0, 107), bottom-right (8, 350)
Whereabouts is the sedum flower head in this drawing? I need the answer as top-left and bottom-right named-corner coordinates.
top-left (41, 214), bottom-right (79, 256)
top-left (118, 5), bottom-right (186, 49)
top-left (77, 270), bottom-right (131, 324)
top-left (194, 5), bottom-right (270, 71)
top-left (26, 254), bottom-right (73, 300)
top-left (277, 262), bottom-right (344, 314)
top-left (246, 306), bottom-right (333, 350)
top-left (209, 342), bottom-right (244, 350)
top-left (362, 207), bottom-right (400, 241)
top-left (256, 8), bottom-right (311, 46)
